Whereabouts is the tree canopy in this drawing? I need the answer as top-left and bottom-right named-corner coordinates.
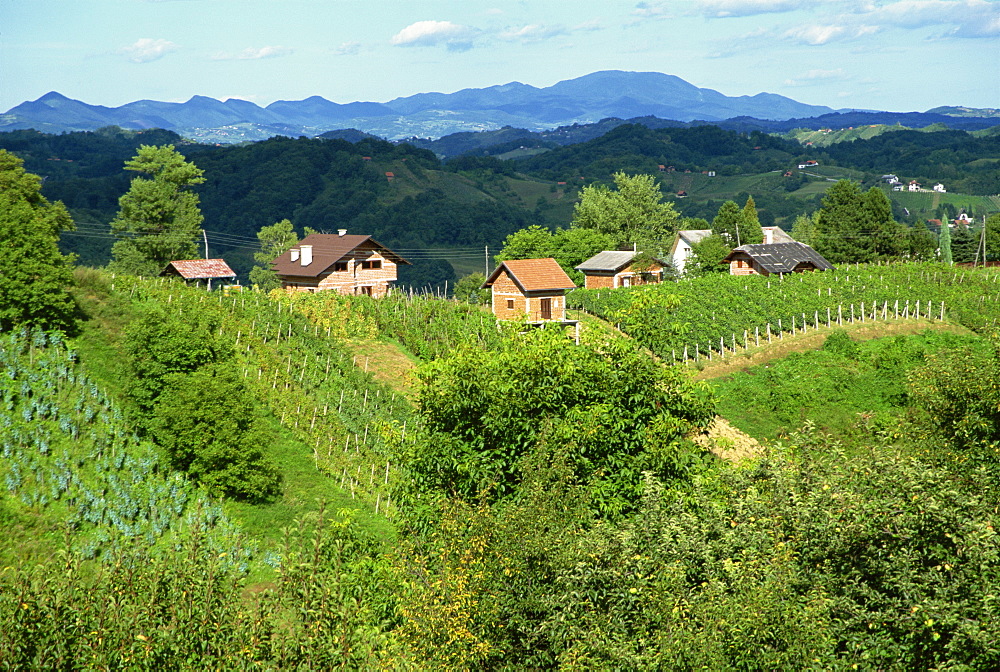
top-left (0, 150), bottom-right (77, 332)
top-left (495, 225), bottom-right (615, 284)
top-left (570, 171), bottom-right (680, 253)
top-left (108, 144), bottom-right (205, 276)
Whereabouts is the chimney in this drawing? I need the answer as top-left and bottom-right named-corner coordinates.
top-left (290, 247), bottom-right (299, 262)
top-left (300, 244), bottom-right (313, 266)
top-left (338, 228), bottom-right (347, 237)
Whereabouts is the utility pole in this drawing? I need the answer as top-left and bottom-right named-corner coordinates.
top-left (485, 245), bottom-right (489, 276)
top-left (202, 229), bottom-right (209, 259)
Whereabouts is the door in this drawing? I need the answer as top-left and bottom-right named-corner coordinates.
top-left (540, 297), bottom-right (552, 320)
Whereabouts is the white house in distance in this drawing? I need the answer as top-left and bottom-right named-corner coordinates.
top-left (797, 160), bottom-right (820, 169)
top-left (908, 180), bottom-right (922, 192)
top-left (669, 226), bottom-right (794, 276)
top-left (934, 183), bottom-right (947, 193)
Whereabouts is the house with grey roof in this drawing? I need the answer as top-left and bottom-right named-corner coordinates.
top-left (575, 250), bottom-right (670, 289)
top-left (670, 227), bottom-right (794, 275)
top-left (723, 242), bottom-right (833, 276)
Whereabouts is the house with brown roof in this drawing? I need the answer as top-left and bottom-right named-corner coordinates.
top-left (481, 258), bottom-right (577, 322)
top-left (575, 250), bottom-right (669, 289)
top-left (724, 242), bottom-right (833, 276)
top-left (271, 230), bottom-right (410, 297)
top-left (160, 259), bottom-right (237, 290)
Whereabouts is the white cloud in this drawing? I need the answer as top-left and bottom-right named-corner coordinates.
top-left (211, 45), bottom-right (293, 61)
top-left (499, 24), bottom-right (569, 43)
top-left (334, 41), bottom-right (362, 56)
top-left (783, 23), bottom-right (848, 44)
top-left (119, 38), bottom-right (178, 63)
top-left (698, 0), bottom-right (810, 18)
top-left (390, 20), bottom-right (477, 50)
top-left (632, 1), bottom-right (674, 19)
top-left (857, 0), bottom-right (1000, 37)
top-left (784, 68), bottom-right (847, 85)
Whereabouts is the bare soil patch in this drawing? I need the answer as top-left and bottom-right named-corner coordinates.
top-left (343, 338), bottom-right (419, 400)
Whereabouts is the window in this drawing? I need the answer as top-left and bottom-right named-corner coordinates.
top-left (333, 262), bottom-right (348, 272)
top-left (506, 299), bottom-right (514, 310)
top-left (360, 286), bottom-right (373, 296)
top-left (360, 259), bottom-right (382, 270)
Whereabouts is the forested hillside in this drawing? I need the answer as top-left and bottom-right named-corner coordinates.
top-left (2, 121), bottom-right (999, 293)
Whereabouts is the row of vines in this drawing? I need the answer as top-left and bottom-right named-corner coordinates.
top-left (568, 263), bottom-right (1000, 360)
top-left (0, 327), bottom-right (246, 565)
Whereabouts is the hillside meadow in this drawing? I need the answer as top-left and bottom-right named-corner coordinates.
top-left (2, 261), bottom-right (1000, 668)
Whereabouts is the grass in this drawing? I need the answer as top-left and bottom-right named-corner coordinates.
top-left (708, 327), bottom-right (988, 445)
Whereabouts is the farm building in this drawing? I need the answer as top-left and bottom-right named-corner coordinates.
top-left (724, 242), bottom-right (834, 276)
top-left (575, 250), bottom-right (670, 289)
top-left (271, 231), bottom-right (409, 296)
top-left (482, 258), bottom-right (576, 322)
top-left (160, 259), bottom-right (237, 291)
top-left (670, 226), bottom-right (793, 276)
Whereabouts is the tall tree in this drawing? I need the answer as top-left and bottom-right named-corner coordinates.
top-left (814, 180), bottom-right (871, 263)
top-left (108, 145), bottom-right (205, 276)
top-left (248, 219), bottom-right (316, 290)
top-left (711, 201), bottom-right (743, 246)
top-left (571, 171), bottom-right (679, 252)
top-left (686, 234), bottom-right (731, 277)
top-left (864, 187), bottom-right (904, 259)
top-left (938, 221), bottom-right (953, 264)
top-left (0, 150), bottom-right (77, 332)
top-left (984, 213), bottom-right (1000, 261)
top-left (739, 195), bottom-right (765, 245)
top-left (951, 223), bottom-right (977, 263)
top-left (791, 211), bottom-right (820, 246)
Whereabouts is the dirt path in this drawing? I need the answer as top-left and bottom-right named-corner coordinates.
top-left (343, 338), bottom-right (419, 400)
top-left (693, 416), bottom-right (764, 461)
top-left (691, 319), bottom-right (971, 381)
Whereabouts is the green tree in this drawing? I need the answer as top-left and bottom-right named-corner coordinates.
top-left (686, 233), bottom-right (731, 277)
top-left (495, 225), bottom-right (556, 263)
top-left (148, 363), bottom-right (281, 500)
top-left (402, 328), bottom-right (714, 520)
top-left (951, 223), bottom-right (977, 263)
top-left (864, 187), bottom-right (904, 259)
top-left (453, 273), bottom-right (490, 305)
top-left (109, 145), bottom-right (205, 276)
top-left (814, 180), bottom-right (870, 263)
top-left (571, 171), bottom-right (679, 251)
top-left (0, 150), bottom-right (77, 332)
top-left (985, 213), bottom-right (1000, 261)
top-left (791, 211), bottom-right (820, 246)
top-left (248, 219), bottom-right (316, 290)
top-left (739, 195), bottom-right (765, 244)
top-left (938, 222), bottom-right (953, 264)
top-left (905, 225), bottom-right (938, 261)
top-left (711, 200), bottom-right (743, 246)
top-left (497, 225), bottom-right (614, 284)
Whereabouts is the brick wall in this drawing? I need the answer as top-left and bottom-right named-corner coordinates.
top-left (491, 269), bottom-right (527, 320)
top-left (282, 246), bottom-right (400, 296)
top-left (584, 273), bottom-right (615, 289)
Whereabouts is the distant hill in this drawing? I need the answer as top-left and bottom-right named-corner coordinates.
top-left (2, 71), bottom-right (837, 141)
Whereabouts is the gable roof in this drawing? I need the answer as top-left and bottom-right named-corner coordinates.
top-left (271, 233), bottom-right (410, 278)
top-left (762, 226), bottom-right (795, 244)
top-left (724, 242), bottom-right (834, 274)
top-left (482, 258), bottom-right (576, 292)
top-left (161, 259), bottom-right (236, 280)
top-left (575, 250), bottom-right (668, 273)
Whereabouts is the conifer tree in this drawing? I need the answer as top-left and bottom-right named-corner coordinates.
top-left (739, 195), bottom-right (764, 244)
top-left (109, 145), bottom-right (205, 276)
top-left (939, 221), bottom-right (953, 264)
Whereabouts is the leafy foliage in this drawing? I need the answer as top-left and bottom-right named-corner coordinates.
top-left (571, 171), bottom-right (680, 252)
top-left (400, 328), bottom-right (715, 519)
top-left (0, 150), bottom-right (77, 332)
top-left (108, 145), bottom-right (205, 276)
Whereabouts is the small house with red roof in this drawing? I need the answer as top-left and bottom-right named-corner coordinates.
top-left (271, 230), bottom-right (409, 297)
top-left (161, 259), bottom-right (237, 291)
top-left (481, 258), bottom-right (577, 322)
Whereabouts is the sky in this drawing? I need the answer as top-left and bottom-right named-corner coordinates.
top-left (2, 0), bottom-right (998, 114)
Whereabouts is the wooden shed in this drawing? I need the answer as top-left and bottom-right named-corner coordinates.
top-left (575, 250), bottom-right (668, 289)
top-left (724, 242), bottom-right (834, 276)
top-left (481, 258), bottom-right (577, 322)
top-left (160, 259), bottom-right (237, 291)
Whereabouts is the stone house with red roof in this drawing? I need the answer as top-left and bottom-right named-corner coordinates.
top-left (481, 258), bottom-right (577, 322)
top-left (160, 259), bottom-right (237, 291)
top-left (271, 231), bottom-right (409, 297)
